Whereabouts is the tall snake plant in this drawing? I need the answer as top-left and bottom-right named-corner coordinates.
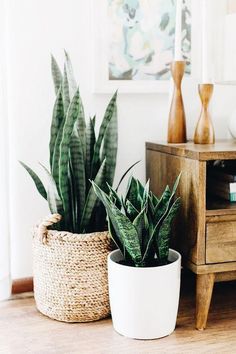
top-left (20, 51), bottom-right (130, 233)
top-left (92, 175), bottom-right (181, 267)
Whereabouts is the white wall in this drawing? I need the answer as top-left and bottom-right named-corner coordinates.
top-left (4, 0), bottom-right (236, 278)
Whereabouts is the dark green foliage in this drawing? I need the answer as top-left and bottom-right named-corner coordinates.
top-left (20, 52), bottom-right (119, 233)
top-left (19, 161), bottom-right (47, 200)
top-left (92, 175), bottom-right (181, 267)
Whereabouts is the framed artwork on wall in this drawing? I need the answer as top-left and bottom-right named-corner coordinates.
top-left (93, 0), bottom-right (201, 93)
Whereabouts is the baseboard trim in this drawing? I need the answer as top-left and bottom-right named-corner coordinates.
top-left (12, 277), bottom-right (33, 294)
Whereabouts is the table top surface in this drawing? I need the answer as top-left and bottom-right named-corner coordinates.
top-left (146, 140), bottom-right (236, 161)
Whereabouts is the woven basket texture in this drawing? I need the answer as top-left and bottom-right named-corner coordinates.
top-left (33, 215), bottom-right (112, 322)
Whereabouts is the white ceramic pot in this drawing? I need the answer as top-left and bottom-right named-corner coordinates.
top-left (108, 249), bottom-right (181, 339)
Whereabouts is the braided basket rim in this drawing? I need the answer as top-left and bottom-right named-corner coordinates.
top-left (33, 226), bottom-right (110, 242)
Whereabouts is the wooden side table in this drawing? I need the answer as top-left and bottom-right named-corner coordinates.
top-left (146, 140), bottom-right (236, 330)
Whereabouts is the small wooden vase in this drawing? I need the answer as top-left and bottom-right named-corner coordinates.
top-left (167, 61), bottom-right (187, 143)
top-left (194, 84), bottom-right (215, 144)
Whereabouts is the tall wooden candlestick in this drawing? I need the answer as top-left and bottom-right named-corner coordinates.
top-left (167, 61), bottom-right (187, 143)
top-left (194, 84), bottom-right (215, 144)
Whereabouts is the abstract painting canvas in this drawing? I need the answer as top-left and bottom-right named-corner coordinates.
top-left (93, 0), bottom-right (193, 92)
top-left (108, 0), bottom-right (191, 81)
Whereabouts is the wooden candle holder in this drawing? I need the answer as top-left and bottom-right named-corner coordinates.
top-left (194, 84), bottom-right (215, 144)
top-left (167, 61), bottom-right (187, 143)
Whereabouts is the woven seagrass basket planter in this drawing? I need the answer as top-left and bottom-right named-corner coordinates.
top-left (33, 214), bottom-right (112, 323)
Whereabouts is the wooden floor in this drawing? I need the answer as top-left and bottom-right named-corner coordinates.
top-left (1, 278), bottom-right (236, 354)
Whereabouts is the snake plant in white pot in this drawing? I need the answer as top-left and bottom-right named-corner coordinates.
top-left (20, 51), bottom-right (135, 323)
top-left (92, 175), bottom-right (181, 339)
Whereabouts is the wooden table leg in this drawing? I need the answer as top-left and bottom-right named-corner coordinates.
top-left (196, 273), bottom-right (215, 330)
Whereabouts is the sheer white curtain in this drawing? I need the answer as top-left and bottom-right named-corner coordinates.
top-left (0, 0), bottom-right (11, 301)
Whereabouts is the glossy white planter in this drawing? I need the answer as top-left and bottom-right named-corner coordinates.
top-left (108, 249), bottom-right (181, 339)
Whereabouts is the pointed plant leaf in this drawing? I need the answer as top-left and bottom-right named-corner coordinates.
top-left (115, 160), bottom-right (140, 192)
top-left (150, 191), bottom-right (159, 208)
top-left (133, 208), bottom-right (146, 247)
top-left (92, 181), bottom-right (142, 266)
top-left (101, 103), bottom-right (118, 186)
top-left (90, 91), bottom-right (117, 179)
top-left (154, 173), bottom-right (181, 221)
top-left (142, 212), bottom-right (152, 254)
top-left (148, 195), bottom-right (155, 217)
top-left (64, 50), bottom-right (77, 99)
top-left (51, 55), bottom-right (62, 95)
top-left (172, 172), bottom-right (182, 195)
top-left (137, 179), bottom-right (145, 199)
top-left (92, 181), bottom-right (125, 257)
top-left (39, 163), bottom-right (64, 216)
top-left (49, 88), bottom-right (64, 169)
top-left (154, 185), bottom-right (171, 220)
top-left (80, 159), bottom-right (106, 232)
top-left (70, 130), bottom-right (86, 219)
top-left (142, 179), bottom-right (150, 208)
top-left (58, 86), bottom-right (82, 217)
top-left (142, 176), bottom-right (181, 262)
top-left (107, 216), bottom-right (124, 256)
top-left (108, 204), bottom-right (142, 266)
top-left (157, 198), bottom-right (181, 264)
top-left (125, 176), bottom-right (142, 211)
top-left (19, 161), bottom-right (47, 200)
top-left (52, 122), bottom-right (65, 191)
top-left (85, 117), bottom-right (96, 179)
top-left (68, 157), bottom-right (77, 232)
top-left (107, 183), bottom-right (122, 210)
top-left (62, 64), bottom-right (70, 115)
top-left (125, 199), bottom-right (139, 221)
top-left (75, 96), bottom-right (86, 159)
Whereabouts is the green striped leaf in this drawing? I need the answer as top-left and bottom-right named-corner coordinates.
top-left (142, 180), bottom-right (150, 209)
top-left (19, 161), bottom-right (47, 200)
top-left (157, 198), bottom-right (181, 264)
top-left (85, 117), bottom-right (96, 179)
top-left (125, 177), bottom-right (142, 211)
top-left (52, 122), bottom-right (65, 191)
top-left (58, 87), bottom-right (82, 218)
top-left (141, 212), bottom-right (151, 255)
top-left (107, 183), bottom-right (122, 210)
top-left (75, 96), bottom-right (86, 159)
top-left (142, 175), bottom-right (181, 262)
top-left (68, 157), bottom-right (77, 232)
top-left (49, 88), bottom-right (64, 169)
top-left (154, 185), bottom-right (171, 220)
top-left (149, 191), bottom-right (159, 213)
top-left (70, 130), bottom-right (86, 221)
top-left (80, 159), bottom-right (106, 232)
top-left (107, 216), bottom-right (124, 255)
top-left (101, 103), bottom-right (117, 186)
top-left (51, 55), bottom-right (62, 95)
top-left (92, 181), bottom-right (142, 266)
top-left (39, 163), bottom-right (64, 216)
top-left (133, 208), bottom-right (146, 247)
top-left (64, 50), bottom-right (77, 99)
top-left (172, 172), bottom-right (182, 194)
top-left (109, 204), bottom-right (142, 266)
top-left (62, 64), bottom-right (70, 115)
top-left (90, 91), bottom-right (117, 179)
top-left (125, 199), bottom-right (139, 221)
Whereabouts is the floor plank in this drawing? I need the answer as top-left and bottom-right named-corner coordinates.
top-left (0, 279), bottom-right (236, 354)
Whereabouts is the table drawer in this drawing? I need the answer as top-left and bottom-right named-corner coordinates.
top-left (206, 221), bottom-right (236, 263)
